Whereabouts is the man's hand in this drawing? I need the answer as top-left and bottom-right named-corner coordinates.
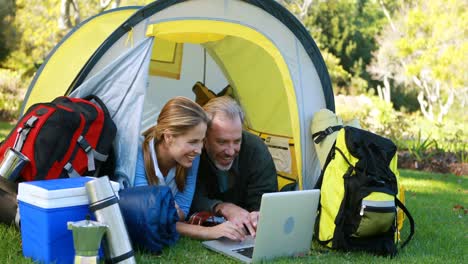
top-left (215, 202), bottom-right (257, 237)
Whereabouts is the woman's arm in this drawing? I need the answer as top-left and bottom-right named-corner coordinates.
top-left (134, 149), bottom-right (149, 186)
top-left (175, 221), bottom-right (246, 241)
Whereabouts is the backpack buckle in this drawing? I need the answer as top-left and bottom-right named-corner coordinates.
top-left (77, 136), bottom-right (92, 153)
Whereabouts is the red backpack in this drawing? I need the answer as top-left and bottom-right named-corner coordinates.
top-left (0, 95), bottom-right (116, 182)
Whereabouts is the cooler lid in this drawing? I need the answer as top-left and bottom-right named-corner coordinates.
top-left (17, 177), bottom-right (120, 208)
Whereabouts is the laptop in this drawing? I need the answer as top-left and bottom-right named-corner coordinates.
top-left (202, 189), bottom-right (320, 263)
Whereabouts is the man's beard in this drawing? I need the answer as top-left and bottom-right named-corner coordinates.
top-left (206, 151), bottom-right (234, 171)
top-left (213, 159), bottom-right (233, 171)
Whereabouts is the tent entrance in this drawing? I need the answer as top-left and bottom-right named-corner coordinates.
top-left (146, 20), bottom-right (298, 138)
top-left (145, 20), bottom-right (302, 189)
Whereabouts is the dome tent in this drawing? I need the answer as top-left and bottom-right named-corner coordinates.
top-left (20, 0), bottom-right (334, 190)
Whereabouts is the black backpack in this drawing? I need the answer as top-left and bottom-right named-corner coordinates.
top-left (313, 126), bottom-right (415, 256)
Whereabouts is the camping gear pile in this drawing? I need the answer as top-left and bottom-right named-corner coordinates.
top-left (0, 95), bottom-right (116, 226)
top-left (17, 177), bottom-right (126, 263)
top-left (0, 0), bottom-right (415, 261)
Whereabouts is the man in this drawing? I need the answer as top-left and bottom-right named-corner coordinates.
top-left (191, 96), bottom-right (278, 237)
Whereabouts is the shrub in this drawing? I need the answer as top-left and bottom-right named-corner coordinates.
top-left (335, 94), bottom-right (467, 164)
top-left (0, 69), bottom-right (23, 121)
top-left (335, 94), bottom-right (409, 140)
top-left (391, 86), bottom-right (420, 113)
top-left (406, 130), bottom-right (439, 162)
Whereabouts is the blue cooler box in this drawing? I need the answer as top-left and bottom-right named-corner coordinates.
top-left (17, 177), bottom-right (120, 264)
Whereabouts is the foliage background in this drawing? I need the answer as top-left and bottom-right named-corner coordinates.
top-left (0, 0), bottom-right (467, 167)
top-left (0, 1), bottom-right (466, 262)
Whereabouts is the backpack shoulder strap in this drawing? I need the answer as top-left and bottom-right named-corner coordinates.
top-left (312, 125), bottom-right (343, 144)
top-left (312, 125), bottom-right (345, 189)
top-left (395, 197), bottom-right (415, 249)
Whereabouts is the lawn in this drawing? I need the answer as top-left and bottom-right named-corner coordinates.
top-left (0, 122), bottom-right (466, 263)
top-left (0, 169), bottom-right (466, 263)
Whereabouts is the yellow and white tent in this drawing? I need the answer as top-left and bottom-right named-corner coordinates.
top-left (21, 0), bottom-right (335, 190)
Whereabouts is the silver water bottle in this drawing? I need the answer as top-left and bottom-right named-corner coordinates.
top-left (85, 176), bottom-right (136, 264)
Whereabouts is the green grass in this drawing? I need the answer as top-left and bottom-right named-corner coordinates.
top-left (0, 121), bottom-right (466, 263)
top-left (0, 170), bottom-right (466, 263)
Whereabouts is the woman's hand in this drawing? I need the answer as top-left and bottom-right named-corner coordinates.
top-left (205, 221), bottom-right (246, 241)
top-left (249, 211), bottom-right (259, 232)
top-left (214, 202), bottom-right (256, 236)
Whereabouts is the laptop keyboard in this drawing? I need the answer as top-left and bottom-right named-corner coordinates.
top-left (233, 246), bottom-right (254, 258)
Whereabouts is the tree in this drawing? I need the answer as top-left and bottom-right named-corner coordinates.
top-left (4, 0), bottom-right (124, 75)
top-left (303, 0), bottom-right (392, 92)
top-left (278, 0), bottom-right (352, 93)
top-left (369, 0), bottom-right (467, 122)
top-left (0, 0), bottom-right (16, 63)
top-left (279, 1), bottom-right (400, 94)
top-left (59, 0), bottom-right (121, 30)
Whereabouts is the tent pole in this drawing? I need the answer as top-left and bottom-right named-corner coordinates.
top-left (203, 48), bottom-right (206, 85)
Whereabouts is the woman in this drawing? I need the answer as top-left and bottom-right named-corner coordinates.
top-left (134, 96), bottom-right (245, 241)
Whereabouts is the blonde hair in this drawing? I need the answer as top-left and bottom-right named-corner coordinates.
top-left (203, 96), bottom-right (244, 125)
top-left (142, 96), bottom-right (209, 190)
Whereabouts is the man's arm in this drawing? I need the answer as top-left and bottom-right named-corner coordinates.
top-left (190, 152), bottom-right (224, 213)
top-left (213, 132), bottom-right (277, 236)
top-left (190, 159), bottom-right (223, 213)
top-left (173, 157), bottom-right (199, 219)
top-left (191, 182), bottom-right (223, 213)
top-left (243, 133), bottom-right (278, 211)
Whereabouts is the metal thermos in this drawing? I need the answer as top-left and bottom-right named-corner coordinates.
top-left (85, 176), bottom-right (136, 264)
top-left (68, 219), bottom-right (108, 264)
top-left (0, 148), bottom-right (29, 182)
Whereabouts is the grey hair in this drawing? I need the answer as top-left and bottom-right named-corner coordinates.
top-left (203, 96), bottom-right (244, 124)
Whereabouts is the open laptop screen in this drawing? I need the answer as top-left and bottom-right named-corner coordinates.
top-left (202, 189), bottom-right (320, 263)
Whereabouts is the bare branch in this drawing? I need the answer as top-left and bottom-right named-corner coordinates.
top-left (112, 0), bottom-right (121, 9)
top-left (277, 0), bottom-right (313, 22)
top-left (58, 0), bottom-right (80, 30)
top-left (379, 0), bottom-right (397, 33)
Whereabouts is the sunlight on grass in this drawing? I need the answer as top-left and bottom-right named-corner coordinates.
top-left (0, 143), bottom-right (465, 263)
top-left (402, 178), bottom-right (465, 194)
top-left (397, 171), bottom-right (467, 263)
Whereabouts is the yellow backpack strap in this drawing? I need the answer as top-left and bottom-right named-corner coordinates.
top-left (395, 198), bottom-right (415, 249)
